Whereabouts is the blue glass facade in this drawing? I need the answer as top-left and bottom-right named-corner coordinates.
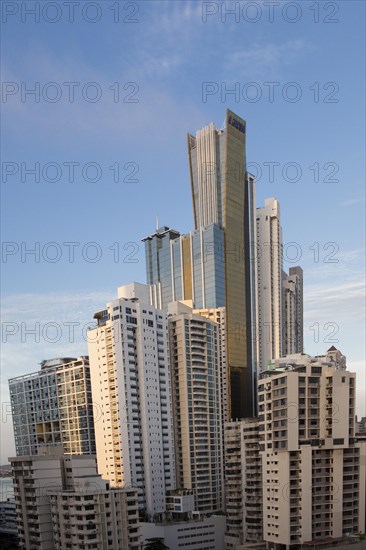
top-left (143, 224), bottom-right (225, 311)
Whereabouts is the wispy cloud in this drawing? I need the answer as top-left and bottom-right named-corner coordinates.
top-left (1, 290), bottom-right (114, 379)
top-left (340, 197), bottom-right (365, 207)
top-left (2, 45), bottom-right (202, 146)
top-left (1, 289), bottom-right (118, 462)
top-left (304, 279), bottom-right (365, 321)
top-left (226, 40), bottom-right (311, 80)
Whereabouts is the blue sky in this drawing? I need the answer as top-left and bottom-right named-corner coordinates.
top-left (1, 0), bottom-right (365, 463)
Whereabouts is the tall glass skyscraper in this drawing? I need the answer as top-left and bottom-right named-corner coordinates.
top-left (188, 110), bottom-right (257, 419)
top-left (143, 224), bottom-right (225, 310)
top-left (144, 110), bottom-right (257, 419)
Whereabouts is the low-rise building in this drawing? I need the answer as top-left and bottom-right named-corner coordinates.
top-left (140, 515), bottom-right (226, 550)
top-left (10, 447), bottom-right (140, 550)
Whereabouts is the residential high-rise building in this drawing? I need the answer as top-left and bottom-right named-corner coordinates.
top-left (194, 307), bottom-right (229, 424)
top-left (282, 266), bottom-right (304, 356)
top-left (168, 301), bottom-right (224, 513)
top-left (8, 357), bottom-right (95, 457)
top-left (224, 418), bottom-right (262, 549)
top-left (87, 283), bottom-right (176, 518)
top-left (258, 347), bottom-right (366, 548)
top-left (10, 447), bottom-right (140, 550)
top-left (256, 198), bottom-right (283, 371)
top-left (188, 111), bottom-right (257, 419)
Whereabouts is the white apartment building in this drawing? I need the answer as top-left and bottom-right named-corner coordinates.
top-left (256, 198), bottom-right (283, 372)
top-left (168, 301), bottom-right (224, 514)
top-left (10, 447), bottom-right (140, 550)
top-left (258, 347), bottom-right (366, 549)
top-left (224, 419), bottom-right (262, 550)
top-left (88, 283), bottom-right (176, 519)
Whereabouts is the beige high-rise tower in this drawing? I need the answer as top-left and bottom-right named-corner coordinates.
top-left (256, 197), bottom-right (283, 371)
top-left (258, 347), bottom-right (365, 549)
top-left (168, 301), bottom-right (224, 513)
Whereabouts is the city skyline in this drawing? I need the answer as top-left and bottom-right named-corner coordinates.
top-left (2, 5), bottom-right (365, 550)
top-left (2, 2), bottom-right (365, 465)
top-left (1, 103), bottom-right (365, 461)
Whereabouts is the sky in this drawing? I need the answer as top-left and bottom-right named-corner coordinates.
top-left (1, 0), bottom-right (365, 464)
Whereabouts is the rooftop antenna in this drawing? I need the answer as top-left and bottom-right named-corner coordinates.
top-left (156, 216), bottom-right (159, 231)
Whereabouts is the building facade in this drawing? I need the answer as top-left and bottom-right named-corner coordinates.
top-left (88, 283), bottom-right (176, 518)
top-left (49, 467), bottom-right (140, 549)
top-left (281, 266), bottom-right (303, 356)
top-left (256, 198), bottom-right (283, 372)
top-left (168, 302), bottom-right (224, 514)
top-left (144, 110), bottom-right (257, 419)
top-left (356, 416), bottom-right (366, 434)
top-left (144, 223), bottom-right (226, 312)
top-left (188, 111), bottom-right (257, 419)
top-left (0, 498), bottom-right (17, 536)
top-left (140, 515), bottom-right (226, 550)
top-left (194, 307), bottom-right (229, 425)
top-left (10, 447), bottom-right (140, 550)
top-left (9, 357), bottom-right (95, 457)
top-left (143, 226), bottom-right (182, 309)
top-left (258, 347), bottom-right (366, 549)
top-left (224, 419), bottom-right (262, 549)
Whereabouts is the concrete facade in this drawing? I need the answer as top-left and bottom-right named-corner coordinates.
top-left (256, 198), bottom-right (283, 372)
top-left (88, 283), bottom-right (176, 518)
top-left (10, 447), bottom-right (140, 550)
top-left (168, 302), bottom-right (224, 514)
top-left (140, 515), bottom-right (226, 550)
top-left (258, 348), bottom-right (365, 549)
top-left (224, 419), bottom-right (262, 549)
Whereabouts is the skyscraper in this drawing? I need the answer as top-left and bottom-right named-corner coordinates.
top-left (168, 301), bottom-right (224, 513)
top-left (9, 357), bottom-right (95, 457)
top-left (145, 110), bottom-right (257, 419)
top-left (256, 197), bottom-right (283, 371)
top-left (282, 266), bottom-right (304, 355)
top-left (87, 283), bottom-right (176, 518)
top-left (189, 111), bottom-right (257, 419)
top-left (143, 226), bottom-right (182, 309)
top-left (143, 224), bottom-right (226, 311)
